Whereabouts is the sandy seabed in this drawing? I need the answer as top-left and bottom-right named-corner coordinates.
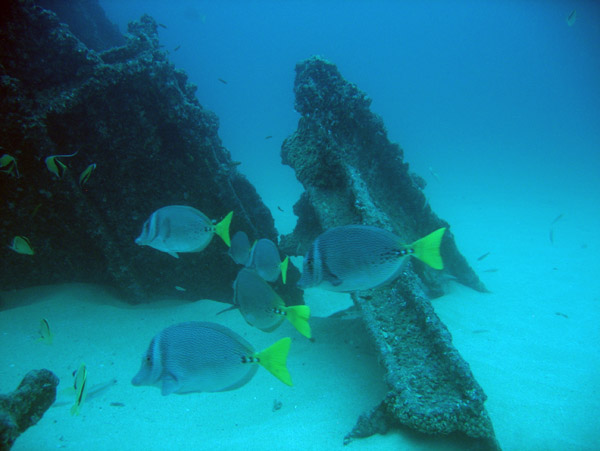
top-left (1, 169), bottom-right (599, 451)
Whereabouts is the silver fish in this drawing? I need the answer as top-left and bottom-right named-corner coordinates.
top-left (135, 206), bottom-right (232, 258)
top-left (131, 321), bottom-right (292, 395)
top-left (248, 238), bottom-right (289, 284)
top-left (228, 231), bottom-right (252, 265)
top-left (233, 268), bottom-right (311, 338)
top-left (298, 226), bottom-right (445, 292)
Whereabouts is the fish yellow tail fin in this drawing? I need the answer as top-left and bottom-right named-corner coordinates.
top-left (285, 305), bottom-right (311, 338)
top-left (410, 227), bottom-right (445, 270)
top-left (215, 211), bottom-right (233, 247)
top-left (280, 256), bottom-right (289, 284)
top-left (256, 337), bottom-right (292, 386)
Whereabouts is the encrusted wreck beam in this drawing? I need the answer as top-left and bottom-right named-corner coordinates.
top-left (0, 369), bottom-right (59, 450)
top-left (281, 56), bottom-right (498, 447)
top-left (346, 275), bottom-right (498, 448)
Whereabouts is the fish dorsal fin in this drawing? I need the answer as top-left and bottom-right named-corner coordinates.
top-left (255, 337), bottom-right (292, 386)
top-left (215, 211), bottom-right (233, 247)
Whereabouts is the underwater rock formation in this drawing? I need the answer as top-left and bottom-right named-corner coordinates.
top-left (0, 1), bottom-right (296, 303)
top-left (36, 0), bottom-right (125, 51)
top-left (281, 57), bottom-right (498, 447)
top-left (281, 56), bottom-right (486, 296)
top-left (0, 369), bottom-right (59, 450)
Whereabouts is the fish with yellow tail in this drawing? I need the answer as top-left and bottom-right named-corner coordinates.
top-left (37, 318), bottom-right (53, 345)
top-left (131, 322), bottom-right (292, 395)
top-left (0, 154), bottom-right (19, 177)
top-left (45, 151), bottom-right (78, 178)
top-left (135, 206), bottom-right (233, 258)
top-left (8, 236), bottom-right (34, 255)
top-left (248, 238), bottom-right (289, 284)
top-left (232, 268), bottom-right (311, 338)
top-left (71, 363), bottom-right (87, 415)
top-left (79, 163), bottom-right (96, 186)
top-left (298, 226), bottom-right (446, 292)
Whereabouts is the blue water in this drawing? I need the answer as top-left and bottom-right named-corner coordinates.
top-left (100, 0), bottom-right (600, 235)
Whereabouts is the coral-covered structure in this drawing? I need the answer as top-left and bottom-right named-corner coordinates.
top-left (0, 369), bottom-right (59, 449)
top-left (0, 1), bottom-right (296, 303)
top-left (281, 57), bottom-right (498, 448)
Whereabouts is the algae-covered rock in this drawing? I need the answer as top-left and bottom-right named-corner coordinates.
top-left (281, 56), bottom-right (498, 447)
top-left (0, 1), bottom-right (292, 303)
top-left (0, 369), bottom-right (59, 450)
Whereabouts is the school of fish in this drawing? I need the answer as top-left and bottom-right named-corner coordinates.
top-left (4, 157), bottom-right (446, 404)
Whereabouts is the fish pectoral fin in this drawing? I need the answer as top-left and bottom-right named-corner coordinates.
top-left (166, 251), bottom-right (179, 258)
top-left (256, 337), bottom-right (292, 386)
top-left (325, 271), bottom-right (343, 287)
top-left (161, 374), bottom-right (180, 396)
top-left (285, 305), bottom-right (311, 339)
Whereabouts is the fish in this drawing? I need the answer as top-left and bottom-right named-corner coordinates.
top-left (218, 78), bottom-right (228, 85)
top-left (71, 363), bottom-right (87, 415)
top-left (248, 238), bottom-right (289, 284)
top-left (174, 286), bottom-right (186, 292)
top-left (131, 321), bottom-right (292, 395)
top-left (37, 318), bottom-right (53, 345)
top-left (482, 268), bottom-right (498, 273)
top-left (8, 236), bottom-right (34, 255)
top-left (265, 135), bottom-right (273, 140)
top-left (233, 268), bottom-right (311, 338)
top-left (45, 151), bottom-right (78, 178)
top-left (53, 378), bottom-right (117, 407)
top-left (228, 231), bottom-right (252, 266)
top-left (79, 163), bottom-right (96, 186)
top-left (567, 9), bottom-right (576, 26)
top-left (550, 213), bottom-right (564, 225)
top-left (173, 44), bottom-right (181, 52)
top-left (30, 203), bottom-right (42, 218)
top-left (0, 154), bottom-right (19, 177)
top-left (477, 252), bottom-right (490, 261)
top-left (298, 226), bottom-right (445, 292)
top-left (428, 166), bottom-right (440, 181)
top-left (158, 22), bottom-right (167, 29)
top-left (135, 206), bottom-right (233, 258)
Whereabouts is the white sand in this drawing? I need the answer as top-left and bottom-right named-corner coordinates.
top-left (2, 169), bottom-right (599, 450)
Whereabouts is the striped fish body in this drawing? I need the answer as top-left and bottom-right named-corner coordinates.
top-left (135, 206), bottom-right (215, 258)
top-left (298, 225), bottom-right (445, 292)
top-left (131, 322), bottom-right (259, 395)
top-left (233, 268), bottom-right (285, 332)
